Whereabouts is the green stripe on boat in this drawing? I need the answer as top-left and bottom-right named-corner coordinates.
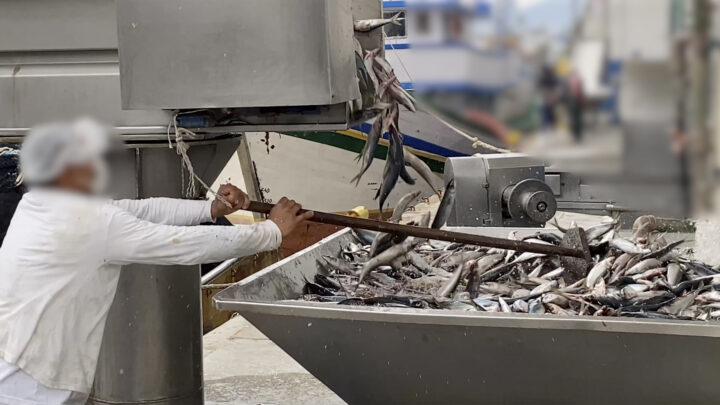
top-left (282, 131), bottom-right (446, 174)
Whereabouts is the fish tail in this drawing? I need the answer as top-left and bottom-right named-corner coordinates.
top-left (400, 165), bottom-right (416, 185)
top-left (391, 12), bottom-right (403, 25)
top-left (351, 166), bottom-right (368, 186)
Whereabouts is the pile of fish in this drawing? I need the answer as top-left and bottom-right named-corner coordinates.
top-left (350, 14), bottom-right (443, 213)
top-left (300, 191), bottom-right (720, 321)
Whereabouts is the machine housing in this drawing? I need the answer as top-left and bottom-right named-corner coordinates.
top-left (444, 154), bottom-right (556, 228)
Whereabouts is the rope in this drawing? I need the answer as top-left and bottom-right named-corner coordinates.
top-left (384, 44), bottom-right (510, 154)
top-left (419, 104), bottom-right (512, 154)
top-left (167, 112), bottom-right (232, 208)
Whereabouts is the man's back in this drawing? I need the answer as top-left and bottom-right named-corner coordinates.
top-left (0, 189), bottom-right (122, 393)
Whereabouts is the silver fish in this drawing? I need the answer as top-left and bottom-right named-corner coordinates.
top-left (585, 221), bottom-right (616, 242)
top-left (373, 54), bottom-right (394, 74)
top-left (351, 116), bottom-right (383, 185)
top-left (510, 251), bottom-right (546, 265)
top-left (388, 83), bottom-right (417, 112)
top-left (404, 150), bottom-right (443, 195)
top-left (512, 299), bottom-right (529, 313)
top-left (541, 267), bottom-right (564, 280)
top-left (438, 250), bottom-right (486, 269)
top-left (477, 282), bottom-right (514, 296)
top-left (659, 291), bottom-right (698, 316)
top-left (611, 253), bottom-right (633, 272)
top-left (431, 179), bottom-right (456, 229)
top-left (369, 232), bottom-right (395, 258)
top-left (374, 126), bottom-right (404, 215)
top-left (546, 303), bottom-right (573, 315)
top-left (363, 49), bottom-right (381, 91)
top-left (528, 299), bottom-right (545, 314)
top-left (319, 256), bottom-right (356, 275)
top-left (696, 291), bottom-right (720, 303)
top-left (625, 258), bottom-right (662, 276)
top-left (631, 267), bottom-right (666, 281)
top-left (378, 71), bottom-right (397, 98)
top-left (610, 237), bottom-right (651, 255)
top-left (542, 293), bottom-right (568, 306)
top-left (407, 251), bottom-right (435, 274)
top-left (527, 262), bottom-right (544, 278)
top-left (388, 190), bottom-right (422, 223)
top-left (438, 263), bottom-right (470, 298)
top-left (354, 12), bottom-right (404, 32)
top-left (358, 237), bottom-right (419, 284)
top-left (466, 253), bottom-right (504, 297)
top-left (498, 297), bottom-right (512, 313)
top-left (473, 299), bottom-right (499, 312)
top-left (530, 280), bottom-right (558, 296)
top-left (585, 257), bottom-right (615, 288)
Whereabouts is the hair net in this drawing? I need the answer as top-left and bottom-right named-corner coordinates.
top-left (20, 118), bottom-right (112, 186)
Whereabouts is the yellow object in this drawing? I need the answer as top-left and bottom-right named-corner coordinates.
top-left (507, 130), bottom-right (522, 147)
top-left (346, 206), bottom-right (369, 218)
top-left (555, 58), bottom-right (572, 78)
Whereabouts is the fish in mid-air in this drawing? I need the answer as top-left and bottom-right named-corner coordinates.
top-left (354, 12), bottom-right (404, 32)
top-left (431, 179), bottom-right (456, 229)
top-left (374, 128), bottom-right (405, 216)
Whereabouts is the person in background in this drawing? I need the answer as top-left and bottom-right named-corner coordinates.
top-left (538, 63), bottom-right (559, 130)
top-left (566, 70), bottom-right (585, 142)
top-left (0, 118), bottom-right (313, 404)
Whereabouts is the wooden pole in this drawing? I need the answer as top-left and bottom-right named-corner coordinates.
top-left (246, 201), bottom-right (587, 259)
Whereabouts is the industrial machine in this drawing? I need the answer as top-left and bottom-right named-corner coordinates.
top-left (444, 154), bottom-right (557, 227)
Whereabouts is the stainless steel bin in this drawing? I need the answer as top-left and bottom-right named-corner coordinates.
top-left (214, 228), bottom-right (720, 404)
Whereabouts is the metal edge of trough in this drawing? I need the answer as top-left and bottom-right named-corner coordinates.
top-left (214, 228), bottom-right (720, 339)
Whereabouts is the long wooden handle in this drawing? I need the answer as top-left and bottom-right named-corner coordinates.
top-left (247, 201), bottom-right (586, 259)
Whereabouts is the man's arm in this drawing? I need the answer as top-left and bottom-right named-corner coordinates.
top-left (111, 184), bottom-right (251, 226)
top-left (104, 196), bottom-right (312, 266)
top-left (104, 208), bottom-right (281, 265)
top-left (111, 198), bottom-right (213, 226)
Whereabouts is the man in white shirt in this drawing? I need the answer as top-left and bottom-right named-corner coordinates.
top-left (0, 119), bottom-right (312, 404)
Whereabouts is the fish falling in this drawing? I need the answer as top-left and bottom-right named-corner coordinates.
top-left (353, 13), bottom-right (404, 33)
top-left (299, 209), bottom-right (720, 321)
top-left (350, 35), bottom-right (429, 215)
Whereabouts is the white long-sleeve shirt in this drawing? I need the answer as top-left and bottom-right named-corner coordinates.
top-left (0, 188), bottom-right (282, 395)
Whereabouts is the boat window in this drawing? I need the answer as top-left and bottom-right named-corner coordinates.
top-left (383, 10), bottom-right (406, 38)
top-left (415, 11), bottom-right (431, 34)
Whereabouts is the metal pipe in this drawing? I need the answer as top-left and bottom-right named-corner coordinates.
top-left (246, 201), bottom-right (586, 259)
top-left (201, 258), bottom-right (240, 285)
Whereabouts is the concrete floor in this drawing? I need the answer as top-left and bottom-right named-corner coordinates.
top-left (204, 315), bottom-right (346, 405)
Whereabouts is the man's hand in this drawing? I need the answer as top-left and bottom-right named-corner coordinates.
top-left (211, 183), bottom-right (251, 219)
top-left (269, 197), bottom-right (314, 237)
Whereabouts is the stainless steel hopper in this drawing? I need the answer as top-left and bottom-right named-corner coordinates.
top-left (214, 228), bottom-right (720, 404)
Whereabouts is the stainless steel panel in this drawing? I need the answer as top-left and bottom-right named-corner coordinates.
top-left (91, 139), bottom-right (240, 405)
top-left (0, 0), bottom-right (118, 51)
top-left (116, 0), bottom-right (360, 109)
top-left (0, 62), bottom-right (170, 130)
top-left (0, 60), bottom-right (351, 137)
top-left (214, 229), bottom-right (720, 404)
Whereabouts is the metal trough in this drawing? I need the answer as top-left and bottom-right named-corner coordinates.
top-left (214, 228), bottom-right (720, 404)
